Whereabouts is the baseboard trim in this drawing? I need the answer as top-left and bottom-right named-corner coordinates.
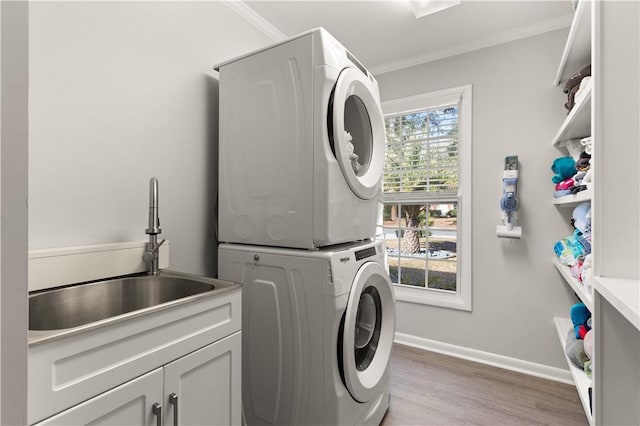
top-left (394, 332), bottom-right (573, 385)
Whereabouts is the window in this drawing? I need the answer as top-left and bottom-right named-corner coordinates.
top-left (378, 85), bottom-right (472, 311)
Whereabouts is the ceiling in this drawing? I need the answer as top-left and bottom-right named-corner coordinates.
top-left (243, 0), bottom-right (575, 75)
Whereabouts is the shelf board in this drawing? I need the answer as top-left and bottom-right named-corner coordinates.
top-left (553, 257), bottom-right (594, 311)
top-left (594, 277), bottom-right (640, 331)
top-left (552, 188), bottom-right (592, 207)
top-left (554, 0), bottom-right (592, 86)
top-left (552, 85), bottom-right (592, 148)
top-left (554, 317), bottom-right (594, 425)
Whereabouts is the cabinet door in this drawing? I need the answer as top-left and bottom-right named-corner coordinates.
top-left (34, 368), bottom-right (163, 426)
top-left (164, 331), bottom-right (241, 426)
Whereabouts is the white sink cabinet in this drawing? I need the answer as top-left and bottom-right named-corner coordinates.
top-left (34, 332), bottom-right (241, 426)
top-left (34, 368), bottom-right (164, 426)
top-left (28, 283), bottom-right (241, 425)
top-left (163, 332), bottom-right (241, 426)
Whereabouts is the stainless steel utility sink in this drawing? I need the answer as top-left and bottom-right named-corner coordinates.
top-left (29, 270), bottom-right (236, 334)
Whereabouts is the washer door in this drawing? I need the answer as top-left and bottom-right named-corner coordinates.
top-left (331, 68), bottom-right (385, 200)
top-left (342, 261), bottom-right (396, 402)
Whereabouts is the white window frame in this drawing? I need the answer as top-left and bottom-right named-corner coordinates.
top-left (381, 85), bottom-right (472, 311)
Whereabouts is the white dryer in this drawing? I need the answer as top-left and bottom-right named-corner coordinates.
top-left (218, 240), bottom-right (396, 425)
top-left (216, 28), bottom-right (385, 249)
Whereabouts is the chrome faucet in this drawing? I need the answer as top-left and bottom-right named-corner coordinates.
top-left (143, 177), bottom-right (165, 275)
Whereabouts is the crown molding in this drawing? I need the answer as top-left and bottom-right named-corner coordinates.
top-left (221, 0), bottom-right (286, 42)
top-left (371, 13), bottom-right (573, 76)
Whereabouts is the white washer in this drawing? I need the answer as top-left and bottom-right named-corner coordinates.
top-left (218, 240), bottom-right (395, 425)
top-left (216, 28), bottom-right (385, 249)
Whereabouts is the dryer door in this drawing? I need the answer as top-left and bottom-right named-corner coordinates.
top-left (331, 68), bottom-right (385, 200)
top-left (341, 261), bottom-right (396, 403)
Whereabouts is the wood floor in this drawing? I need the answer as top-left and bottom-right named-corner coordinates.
top-left (380, 344), bottom-right (589, 426)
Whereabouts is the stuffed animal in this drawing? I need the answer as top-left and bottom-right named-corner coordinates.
top-left (556, 177), bottom-right (575, 191)
top-left (565, 329), bottom-right (589, 368)
top-left (563, 65), bottom-right (591, 111)
top-left (565, 84), bottom-right (581, 111)
top-left (572, 202), bottom-right (591, 234)
top-left (564, 65), bottom-right (591, 94)
top-left (582, 254), bottom-right (594, 293)
top-left (576, 151), bottom-right (591, 171)
top-left (580, 136), bottom-right (592, 155)
top-left (566, 139), bottom-right (585, 160)
top-left (551, 157), bottom-right (577, 184)
top-left (554, 229), bottom-right (587, 266)
top-left (574, 77), bottom-right (592, 104)
top-left (583, 168), bottom-right (593, 189)
top-left (583, 329), bottom-right (594, 360)
top-left (570, 302), bottom-right (592, 339)
top-left (571, 255), bottom-right (585, 282)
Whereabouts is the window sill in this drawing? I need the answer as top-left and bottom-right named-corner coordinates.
top-left (393, 284), bottom-right (471, 311)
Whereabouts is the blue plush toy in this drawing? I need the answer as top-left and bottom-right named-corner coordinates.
top-left (551, 157), bottom-right (577, 184)
top-left (570, 303), bottom-right (591, 339)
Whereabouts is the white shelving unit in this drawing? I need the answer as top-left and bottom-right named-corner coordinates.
top-left (593, 284), bottom-right (640, 426)
top-left (551, 2), bottom-right (594, 424)
top-left (552, 2), bottom-right (640, 425)
top-left (553, 317), bottom-right (593, 425)
top-left (594, 277), bottom-right (640, 331)
top-left (552, 258), bottom-right (593, 312)
top-left (590, 2), bottom-right (640, 424)
top-left (551, 85), bottom-right (591, 148)
top-left (552, 187), bottom-right (592, 207)
top-left (554, 0), bottom-right (592, 86)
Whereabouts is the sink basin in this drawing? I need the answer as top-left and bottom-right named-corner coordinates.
top-left (29, 271), bottom-right (228, 331)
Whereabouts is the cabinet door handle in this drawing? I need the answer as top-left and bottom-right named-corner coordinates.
top-left (152, 402), bottom-right (162, 426)
top-left (169, 393), bottom-right (179, 426)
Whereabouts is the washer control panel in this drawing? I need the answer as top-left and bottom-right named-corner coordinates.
top-left (354, 246), bottom-right (377, 261)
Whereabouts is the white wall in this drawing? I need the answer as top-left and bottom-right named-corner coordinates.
top-left (29, 1), bottom-right (275, 277)
top-left (27, 1), bottom-right (585, 372)
top-left (1, 2), bottom-right (28, 423)
top-left (377, 29), bottom-right (579, 369)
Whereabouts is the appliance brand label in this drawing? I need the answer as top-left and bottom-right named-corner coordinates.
top-left (354, 246), bottom-right (377, 261)
top-left (339, 256), bottom-right (350, 263)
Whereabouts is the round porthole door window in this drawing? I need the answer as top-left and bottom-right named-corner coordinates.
top-left (331, 68), bottom-right (385, 201)
top-left (341, 261), bottom-right (396, 402)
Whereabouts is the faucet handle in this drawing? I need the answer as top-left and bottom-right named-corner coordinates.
top-left (152, 239), bottom-right (166, 253)
top-left (144, 239), bottom-right (166, 256)
top-left (143, 238), bottom-right (165, 255)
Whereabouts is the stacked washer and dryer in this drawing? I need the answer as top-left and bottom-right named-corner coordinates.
top-left (216, 28), bottom-right (396, 426)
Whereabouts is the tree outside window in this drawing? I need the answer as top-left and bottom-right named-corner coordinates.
top-left (381, 105), bottom-right (459, 291)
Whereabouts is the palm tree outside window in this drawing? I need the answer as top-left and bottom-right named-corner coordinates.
top-left (378, 85), bottom-right (471, 312)
top-left (382, 104), bottom-right (459, 291)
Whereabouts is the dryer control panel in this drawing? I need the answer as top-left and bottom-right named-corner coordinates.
top-left (355, 246), bottom-right (377, 261)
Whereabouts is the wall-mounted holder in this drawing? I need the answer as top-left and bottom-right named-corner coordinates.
top-left (497, 155), bottom-right (522, 239)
